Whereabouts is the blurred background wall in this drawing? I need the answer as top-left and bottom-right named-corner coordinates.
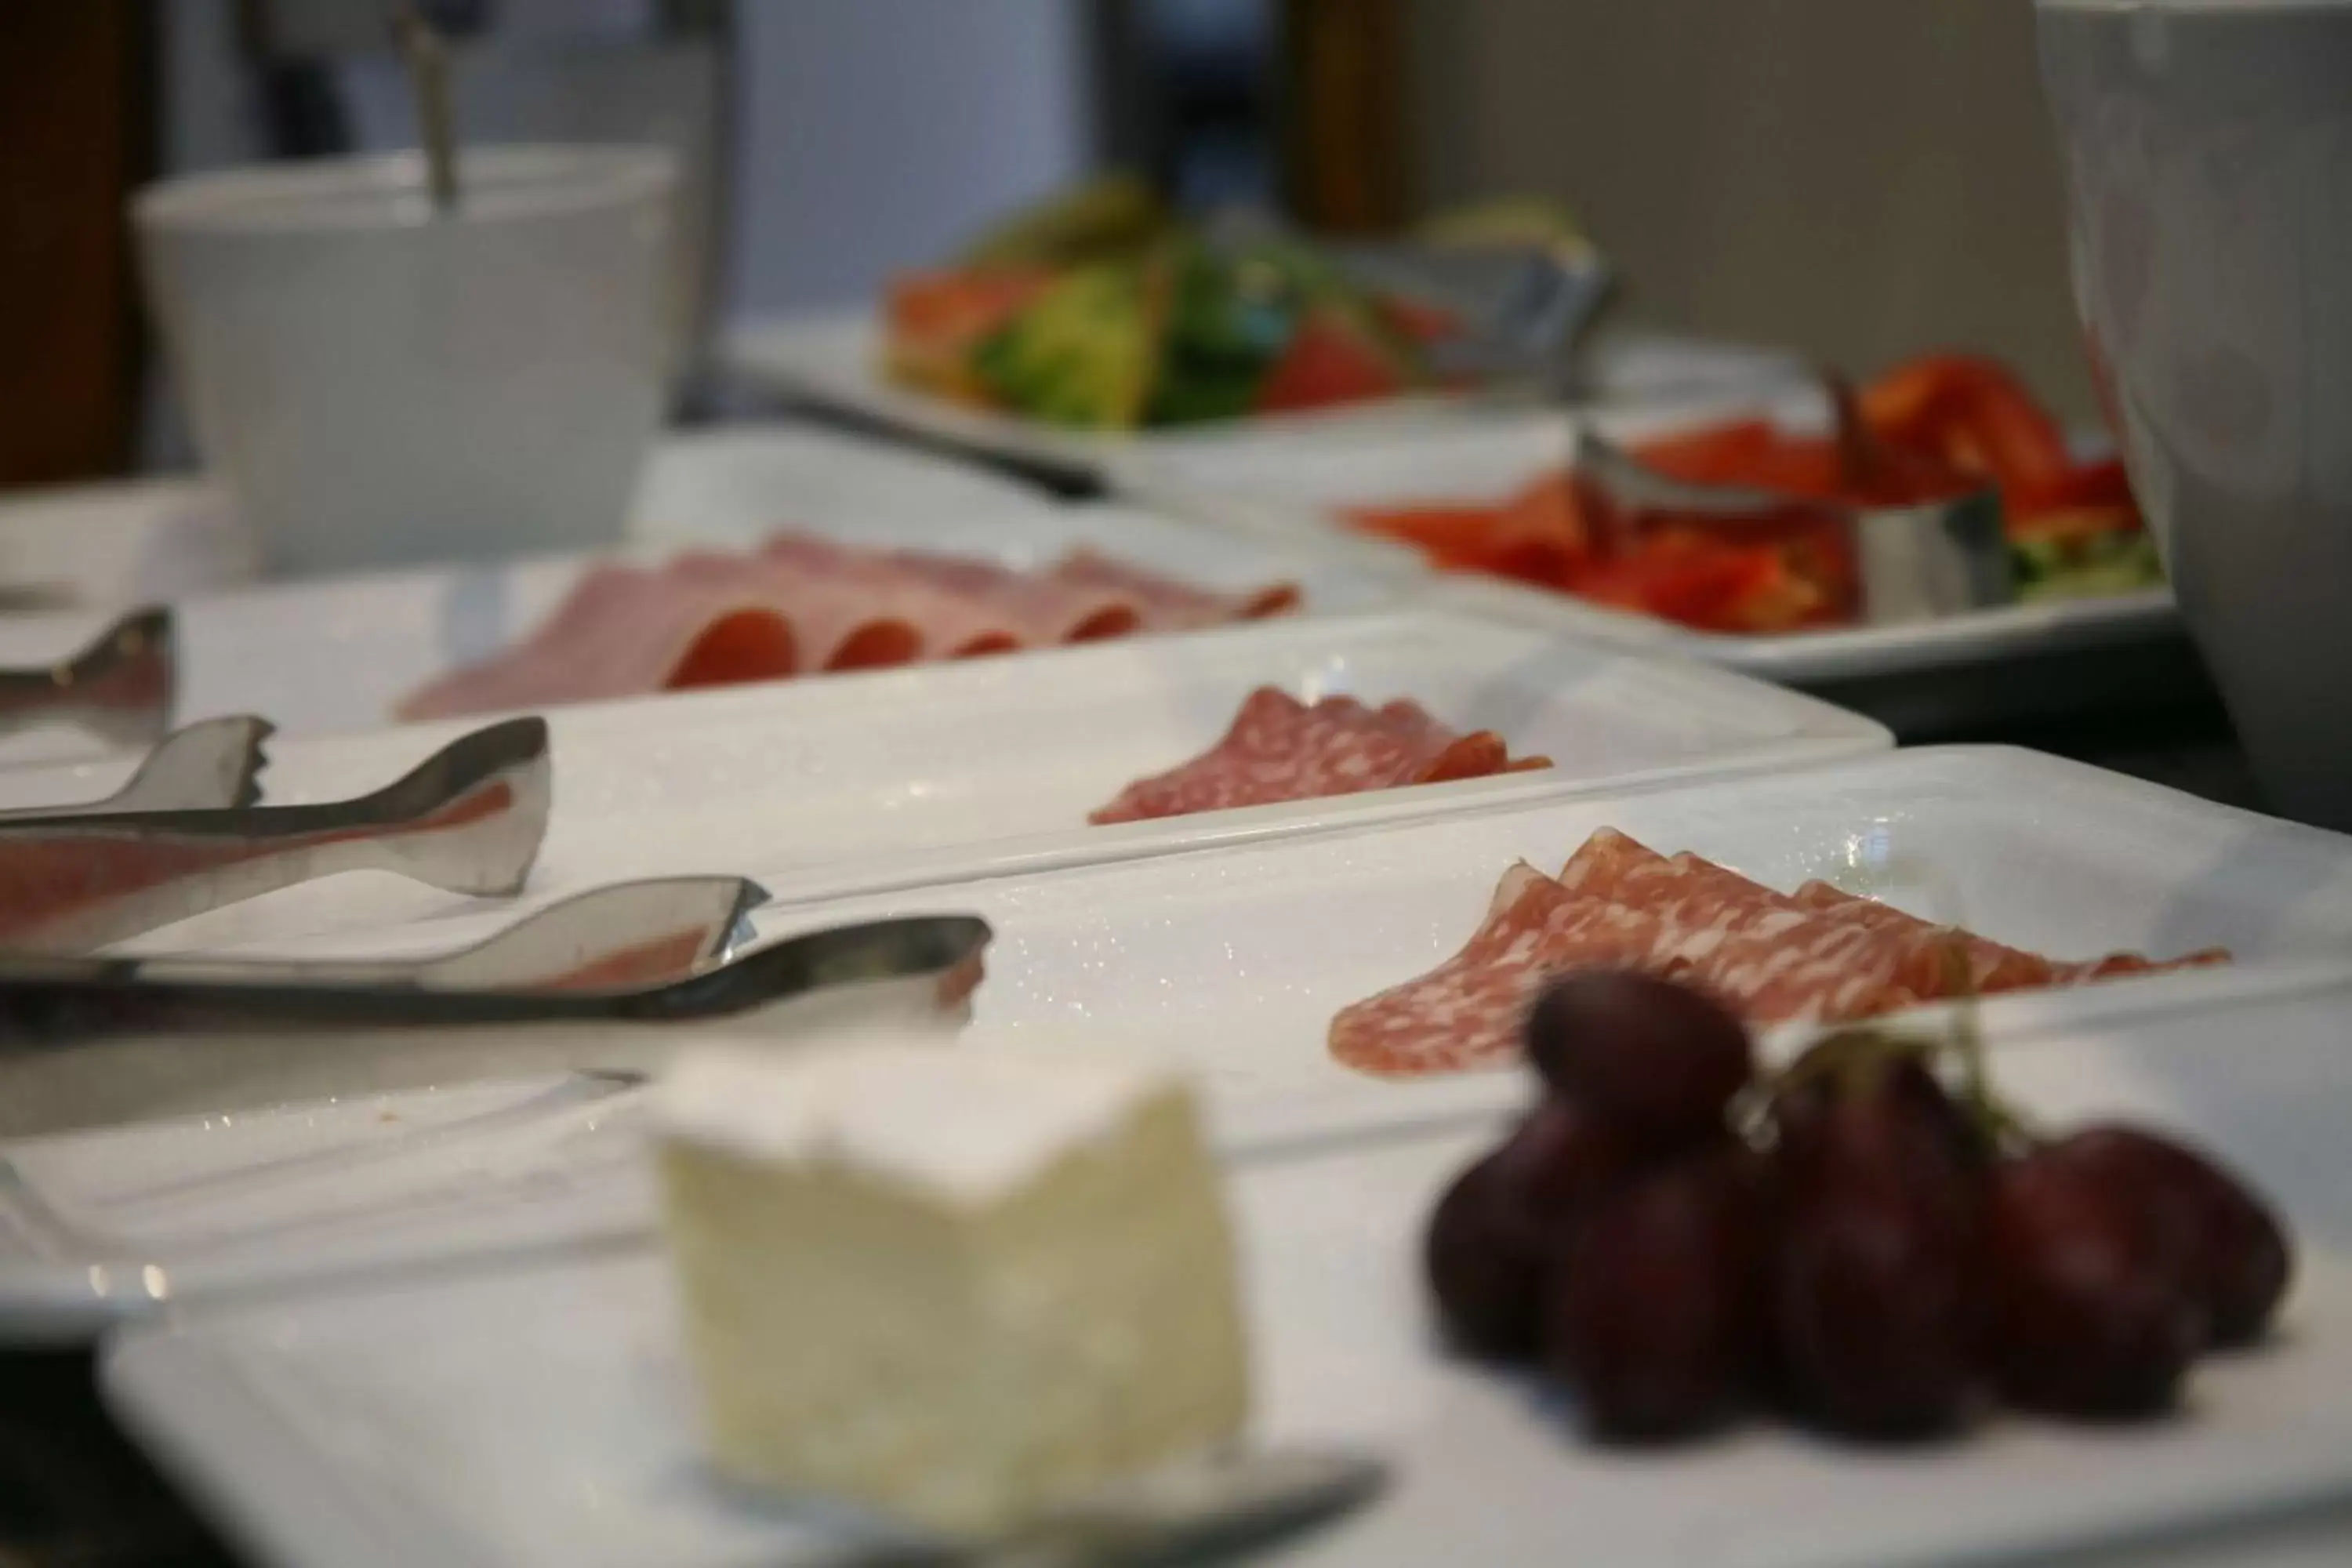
top-left (1403, 0), bottom-right (2094, 420)
top-left (9, 0), bottom-right (2101, 485)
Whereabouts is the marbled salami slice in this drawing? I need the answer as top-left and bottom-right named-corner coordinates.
top-left (1327, 830), bottom-right (2235, 1080)
top-left (2053, 949), bottom-right (2234, 984)
top-left (1792, 881), bottom-right (2057, 996)
top-left (1329, 863), bottom-right (1657, 1076)
top-left (1328, 837), bottom-right (1918, 1079)
top-left (1087, 690), bottom-right (1552, 826)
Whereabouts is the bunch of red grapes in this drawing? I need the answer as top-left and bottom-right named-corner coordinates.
top-left (1425, 971), bottom-right (2293, 1441)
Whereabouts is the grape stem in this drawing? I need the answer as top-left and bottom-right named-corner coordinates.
top-left (1937, 935), bottom-right (2042, 1156)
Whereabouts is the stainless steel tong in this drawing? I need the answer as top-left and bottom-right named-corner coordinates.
top-left (0, 606), bottom-right (176, 748)
top-left (0, 715), bottom-right (274, 821)
top-left (0, 891), bottom-right (993, 1138)
top-left (1575, 429), bottom-right (2011, 626)
top-left (0, 715), bottom-right (550, 953)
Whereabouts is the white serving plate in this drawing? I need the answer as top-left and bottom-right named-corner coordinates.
top-left (720, 310), bottom-right (1810, 482)
top-left (42, 608), bottom-right (1884, 959)
top-left (1108, 400), bottom-right (2187, 696)
top-left (100, 966), bottom-right (2352, 1568)
top-left (0, 495), bottom-right (1402, 773)
top-left (0, 745), bottom-right (2338, 1341)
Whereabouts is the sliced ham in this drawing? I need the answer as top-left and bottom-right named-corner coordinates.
top-left (1048, 547), bottom-right (1302, 626)
top-left (397, 535), bottom-right (1302, 720)
top-left (1086, 688), bottom-right (1552, 826)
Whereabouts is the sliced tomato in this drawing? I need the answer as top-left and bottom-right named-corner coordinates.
top-left (1371, 293), bottom-right (1463, 346)
top-left (1630, 419), bottom-right (1870, 502)
top-left (1860, 354), bottom-right (2074, 506)
top-left (1350, 471), bottom-right (1591, 583)
top-left (883, 267), bottom-right (1054, 401)
top-left (1567, 541), bottom-right (1811, 633)
top-left (1255, 308), bottom-right (1411, 415)
top-left (885, 267), bottom-right (1053, 347)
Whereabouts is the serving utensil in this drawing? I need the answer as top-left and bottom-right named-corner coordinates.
top-left (0, 715), bottom-right (549, 953)
top-left (0, 716), bottom-right (273, 822)
top-left (0, 606), bottom-right (175, 747)
top-left (1331, 238), bottom-right (1614, 393)
top-left (1575, 429), bottom-right (2011, 626)
top-left (851, 1445), bottom-right (1388, 1568)
top-left (0, 902), bottom-right (990, 1137)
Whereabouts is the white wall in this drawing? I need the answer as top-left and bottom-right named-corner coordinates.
top-left (722, 0), bottom-right (1094, 318)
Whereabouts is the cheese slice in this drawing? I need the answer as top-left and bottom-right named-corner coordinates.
top-left (653, 1037), bottom-right (1250, 1535)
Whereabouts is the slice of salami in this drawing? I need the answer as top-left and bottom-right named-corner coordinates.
top-left (1087, 690), bottom-right (1545, 826)
top-left (2053, 948), bottom-right (2233, 984)
top-left (1329, 863), bottom-right (1634, 1076)
top-left (1329, 837), bottom-right (1921, 1079)
top-left (1792, 881), bottom-right (2057, 996)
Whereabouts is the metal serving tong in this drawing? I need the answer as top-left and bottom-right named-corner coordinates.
top-left (0, 715), bottom-right (274, 822)
top-left (0, 606), bottom-right (176, 748)
top-left (1328, 238), bottom-right (1614, 392)
top-left (0, 884), bottom-right (993, 1138)
top-left (1575, 428), bottom-right (2011, 626)
top-left (0, 715), bottom-right (550, 953)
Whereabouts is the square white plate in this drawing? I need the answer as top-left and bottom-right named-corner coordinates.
top-left (100, 966), bottom-right (2352, 1568)
top-left (1, 745), bottom-right (2340, 1342)
top-left (0, 493), bottom-right (1403, 775)
top-left (720, 310), bottom-right (1810, 482)
top-left (1109, 401), bottom-right (2185, 689)
top-left (22, 608), bottom-right (1881, 959)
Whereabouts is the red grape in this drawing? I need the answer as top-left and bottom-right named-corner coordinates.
top-left (1425, 1102), bottom-right (1635, 1360)
top-left (1980, 1148), bottom-right (2207, 1419)
top-left (1546, 1142), bottom-right (1770, 1441)
top-left (1767, 1060), bottom-right (1983, 1436)
top-left (1775, 1178), bottom-right (1976, 1436)
top-left (1525, 971), bottom-right (1754, 1147)
top-left (1772, 1049), bottom-right (1984, 1224)
top-left (1489, 1098), bottom-right (1639, 1230)
top-left (1425, 1150), bottom-right (1544, 1360)
top-left (2055, 1124), bottom-right (2292, 1348)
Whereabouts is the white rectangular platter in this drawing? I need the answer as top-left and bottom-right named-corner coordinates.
top-left (0, 425), bottom-right (1069, 771)
top-left (100, 961), bottom-right (2352, 1568)
top-left (1109, 401), bottom-right (2186, 691)
top-left (720, 310), bottom-right (1810, 481)
top-left (738, 745), bottom-right (2352, 1144)
top-left (42, 608), bottom-right (1885, 960)
top-left (0, 745), bottom-right (2339, 1343)
top-left (0, 499), bottom-right (1399, 769)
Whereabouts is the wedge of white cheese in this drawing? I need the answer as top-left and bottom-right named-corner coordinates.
top-left (653, 1037), bottom-right (1250, 1536)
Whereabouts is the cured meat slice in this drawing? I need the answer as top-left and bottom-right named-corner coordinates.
top-left (1328, 840), bottom-right (1917, 1079)
top-left (1330, 863), bottom-right (1665, 1076)
top-left (1326, 829), bottom-right (2241, 1080)
top-left (1047, 547), bottom-right (1302, 627)
top-left (1792, 880), bottom-right (2057, 996)
top-left (1550, 833), bottom-right (1820, 978)
top-left (397, 535), bottom-right (1303, 720)
top-left (1087, 689), bottom-right (1552, 826)
top-left (1791, 882), bottom-right (2234, 994)
top-left (2053, 949), bottom-right (2234, 984)
top-left (1328, 851), bottom-right (1914, 1078)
